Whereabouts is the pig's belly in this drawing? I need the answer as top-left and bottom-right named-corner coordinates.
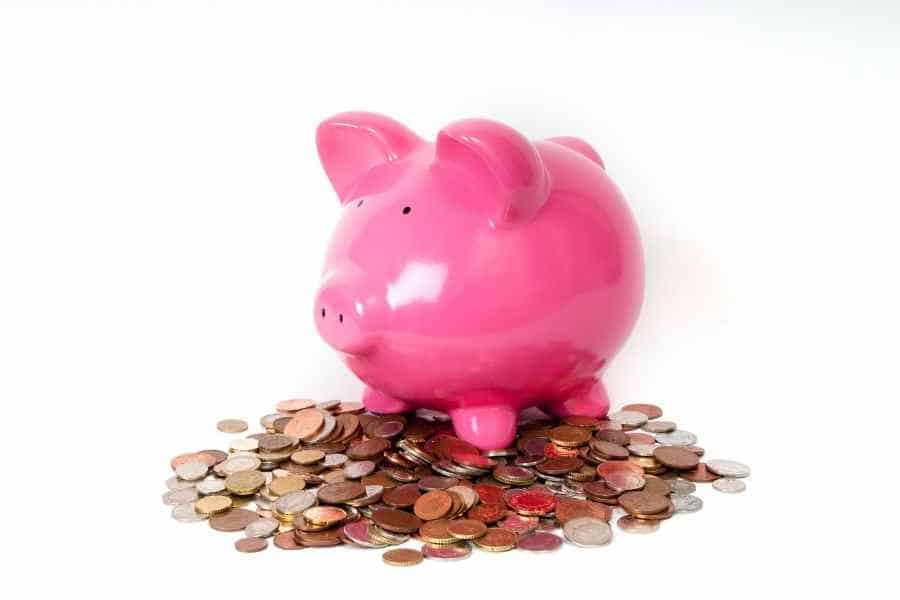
top-left (344, 337), bottom-right (607, 411)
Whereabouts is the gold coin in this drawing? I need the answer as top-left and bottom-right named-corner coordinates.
top-left (195, 494), bottom-right (233, 516)
top-left (291, 449), bottom-right (325, 465)
top-left (382, 548), bottom-right (424, 567)
top-left (269, 475), bottom-right (307, 496)
top-left (225, 470), bottom-right (266, 495)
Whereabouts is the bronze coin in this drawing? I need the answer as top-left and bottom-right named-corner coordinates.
top-left (653, 446), bottom-right (700, 470)
top-left (642, 475), bottom-right (672, 496)
top-left (590, 439), bottom-right (629, 460)
top-left (419, 519), bottom-right (456, 544)
top-left (473, 484), bottom-right (506, 505)
top-left (382, 548), bottom-right (424, 567)
top-left (235, 537), bottom-right (268, 553)
top-left (276, 398), bottom-right (315, 412)
top-left (414, 490), bottom-right (454, 521)
top-left (596, 460), bottom-right (644, 479)
top-left (549, 425), bottom-right (592, 448)
top-left (474, 527), bottom-right (517, 551)
top-left (347, 438), bottom-right (390, 460)
top-left (535, 456), bottom-right (583, 476)
top-left (681, 463), bottom-right (720, 482)
top-left (560, 415), bottom-right (600, 429)
top-left (273, 530), bottom-right (305, 550)
top-left (595, 429), bottom-right (630, 446)
top-left (621, 403), bottom-right (663, 419)
top-left (618, 491), bottom-right (670, 516)
top-left (209, 508), bottom-right (260, 532)
top-left (627, 432), bottom-right (657, 445)
top-left (296, 528), bottom-right (343, 547)
top-left (383, 483), bottom-right (421, 508)
top-left (630, 501), bottom-right (675, 521)
top-left (372, 508), bottom-right (423, 534)
top-left (418, 475), bottom-right (459, 491)
top-left (582, 480), bottom-right (621, 500)
top-left (283, 409), bottom-right (324, 440)
top-left (317, 481), bottom-right (366, 504)
top-left (447, 518), bottom-right (488, 540)
top-left (257, 433), bottom-right (295, 453)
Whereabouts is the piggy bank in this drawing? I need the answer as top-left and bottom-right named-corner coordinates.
top-left (313, 112), bottom-right (643, 450)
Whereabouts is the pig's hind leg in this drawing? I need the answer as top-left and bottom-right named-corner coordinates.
top-left (449, 398), bottom-right (518, 451)
top-left (542, 380), bottom-right (610, 418)
top-left (362, 387), bottom-right (413, 414)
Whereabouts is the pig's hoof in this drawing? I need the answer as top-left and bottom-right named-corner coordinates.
top-left (362, 388), bottom-right (412, 414)
top-left (449, 405), bottom-right (518, 450)
top-left (543, 382), bottom-right (610, 418)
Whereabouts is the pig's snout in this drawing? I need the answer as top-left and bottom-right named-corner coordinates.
top-left (314, 273), bottom-right (377, 356)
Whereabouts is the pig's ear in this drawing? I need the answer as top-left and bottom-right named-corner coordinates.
top-left (435, 119), bottom-right (550, 225)
top-left (316, 112), bottom-right (423, 204)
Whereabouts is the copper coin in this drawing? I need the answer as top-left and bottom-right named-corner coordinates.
top-left (621, 403), bottom-right (663, 419)
top-left (209, 508), bottom-right (260, 532)
top-left (450, 450), bottom-right (497, 469)
top-left (170, 451), bottom-right (218, 471)
top-left (414, 490), bottom-right (454, 520)
top-left (296, 528), bottom-right (343, 547)
top-left (618, 491), bottom-right (670, 516)
top-left (590, 439), bottom-right (629, 460)
top-left (347, 438), bottom-right (390, 460)
top-left (627, 432), bottom-right (656, 445)
top-left (629, 501), bottom-right (675, 520)
top-left (467, 503), bottom-right (506, 524)
top-left (603, 469), bottom-right (646, 492)
top-left (333, 401), bottom-right (364, 414)
top-left (269, 475), bottom-right (306, 496)
top-left (383, 483), bottom-right (421, 508)
top-left (473, 527), bottom-right (517, 551)
top-left (473, 484), bottom-right (506, 505)
top-left (317, 481), bottom-right (365, 504)
top-left (258, 433), bottom-right (294, 453)
top-left (419, 519), bottom-right (456, 544)
top-left (283, 409), bottom-right (324, 440)
top-left (536, 456), bottom-right (583, 475)
top-left (596, 460), bottom-right (644, 479)
top-left (583, 480), bottom-right (620, 500)
top-left (654, 446), bottom-right (700, 470)
top-left (507, 490), bottom-right (556, 516)
top-left (447, 519), bottom-right (488, 540)
top-left (498, 513), bottom-right (539, 535)
top-left (517, 531), bottom-right (562, 552)
top-left (217, 419), bottom-right (248, 433)
top-left (617, 515), bottom-right (660, 533)
top-left (291, 449), bottom-right (325, 465)
top-left (555, 498), bottom-right (613, 523)
top-left (681, 463), bottom-right (721, 482)
top-left (302, 506), bottom-right (348, 527)
top-left (418, 475), bottom-right (459, 491)
top-left (561, 415), bottom-right (600, 429)
top-left (235, 537), bottom-right (268, 553)
top-left (372, 508), bottom-right (423, 534)
top-left (343, 460), bottom-right (376, 479)
top-left (277, 398), bottom-right (315, 412)
top-left (382, 548), bottom-right (424, 567)
top-left (273, 530), bottom-right (305, 550)
top-left (549, 425), bottom-right (592, 448)
top-left (643, 475), bottom-right (672, 496)
top-left (595, 429), bottom-right (630, 446)
top-left (422, 542), bottom-right (472, 560)
top-left (493, 465), bottom-right (536, 485)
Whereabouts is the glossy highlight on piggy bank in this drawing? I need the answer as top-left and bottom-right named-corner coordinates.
top-left (314, 112), bottom-right (643, 450)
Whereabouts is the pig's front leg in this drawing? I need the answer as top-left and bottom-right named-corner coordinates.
top-left (362, 387), bottom-right (413, 414)
top-left (542, 380), bottom-right (610, 418)
top-left (449, 399), bottom-right (518, 451)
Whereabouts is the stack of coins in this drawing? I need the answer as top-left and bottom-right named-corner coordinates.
top-left (164, 401), bottom-right (750, 562)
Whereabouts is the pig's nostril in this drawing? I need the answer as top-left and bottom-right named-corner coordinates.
top-left (339, 314), bottom-right (343, 323)
top-left (321, 308), bottom-right (326, 318)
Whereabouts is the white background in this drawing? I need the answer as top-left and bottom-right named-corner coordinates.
top-left (1, 1), bottom-right (896, 597)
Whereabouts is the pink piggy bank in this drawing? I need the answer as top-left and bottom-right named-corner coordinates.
top-left (314, 112), bottom-right (643, 450)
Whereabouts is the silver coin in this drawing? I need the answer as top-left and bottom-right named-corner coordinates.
top-left (316, 399), bottom-right (341, 411)
top-left (244, 517), bottom-right (279, 538)
top-left (322, 453), bottom-right (348, 468)
top-left (260, 413), bottom-right (282, 429)
top-left (343, 460), bottom-right (376, 479)
top-left (219, 455), bottom-right (262, 475)
top-left (447, 485), bottom-right (478, 510)
top-left (166, 476), bottom-right (196, 491)
top-left (627, 443), bottom-right (659, 457)
top-left (171, 502), bottom-right (206, 522)
top-left (669, 479), bottom-right (697, 495)
top-left (195, 478), bottom-right (226, 496)
top-left (706, 459), bottom-right (751, 478)
top-left (174, 460), bottom-right (209, 482)
top-left (229, 438), bottom-right (259, 452)
top-left (562, 517), bottom-right (612, 547)
top-left (345, 485), bottom-right (384, 507)
top-left (254, 498), bottom-right (273, 511)
top-left (654, 430), bottom-right (698, 446)
top-left (642, 420), bottom-right (677, 434)
top-left (713, 477), bottom-right (746, 493)
top-left (305, 412), bottom-right (337, 444)
top-left (608, 410), bottom-right (648, 428)
top-left (162, 487), bottom-right (198, 506)
top-left (274, 490), bottom-right (317, 515)
top-left (672, 494), bottom-right (704, 512)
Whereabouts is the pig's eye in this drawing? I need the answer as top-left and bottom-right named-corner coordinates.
top-left (402, 206), bottom-right (411, 215)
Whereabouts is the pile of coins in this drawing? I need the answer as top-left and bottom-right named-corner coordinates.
top-left (164, 400), bottom-right (750, 563)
